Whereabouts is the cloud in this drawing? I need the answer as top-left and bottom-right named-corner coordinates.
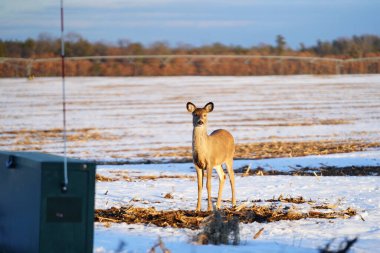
top-left (0, 0), bottom-right (56, 16)
top-left (63, 17), bottom-right (254, 30)
top-left (65, 0), bottom-right (180, 9)
top-left (162, 20), bottom-right (254, 28)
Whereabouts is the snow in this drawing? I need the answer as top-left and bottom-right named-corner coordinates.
top-left (94, 151), bottom-right (380, 253)
top-left (233, 149), bottom-right (380, 173)
top-left (94, 229), bottom-right (319, 253)
top-left (1, 75), bottom-right (380, 252)
top-left (1, 75), bottom-right (380, 161)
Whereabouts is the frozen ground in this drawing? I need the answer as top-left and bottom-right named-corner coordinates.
top-left (1, 75), bottom-right (380, 161)
top-left (94, 151), bottom-right (380, 253)
top-left (1, 75), bottom-right (380, 252)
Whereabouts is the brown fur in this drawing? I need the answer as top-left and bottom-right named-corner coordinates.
top-left (187, 102), bottom-right (236, 211)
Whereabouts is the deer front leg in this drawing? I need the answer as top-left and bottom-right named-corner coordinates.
top-left (195, 166), bottom-right (203, 211)
top-left (206, 166), bottom-right (213, 211)
top-left (215, 165), bottom-right (226, 209)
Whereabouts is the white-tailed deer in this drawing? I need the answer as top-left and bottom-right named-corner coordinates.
top-left (186, 102), bottom-right (236, 211)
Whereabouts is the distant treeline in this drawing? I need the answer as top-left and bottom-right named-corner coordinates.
top-left (1, 34), bottom-right (380, 77)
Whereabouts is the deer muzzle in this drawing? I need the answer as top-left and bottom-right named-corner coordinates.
top-left (197, 120), bottom-right (204, 126)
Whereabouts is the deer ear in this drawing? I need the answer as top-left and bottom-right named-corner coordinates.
top-left (204, 102), bottom-right (214, 113)
top-left (186, 102), bottom-right (196, 113)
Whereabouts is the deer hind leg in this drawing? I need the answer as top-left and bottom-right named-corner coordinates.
top-left (195, 166), bottom-right (204, 211)
top-left (226, 158), bottom-right (236, 207)
top-left (215, 165), bottom-right (226, 209)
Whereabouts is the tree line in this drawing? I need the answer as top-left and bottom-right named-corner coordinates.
top-left (1, 34), bottom-right (379, 77)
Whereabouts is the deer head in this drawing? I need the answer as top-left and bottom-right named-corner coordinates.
top-left (186, 102), bottom-right (214, 128)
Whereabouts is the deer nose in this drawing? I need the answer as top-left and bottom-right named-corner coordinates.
top-left (197, 120), bottom-right (204, 125)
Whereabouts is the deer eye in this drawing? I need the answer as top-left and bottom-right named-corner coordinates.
top-left (202, 114), bottom-right (206, 118)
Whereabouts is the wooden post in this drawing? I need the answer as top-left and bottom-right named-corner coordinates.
top-left (335, 60), bottom-right (343, 75)
top-left (26, 60), bottom-right (33, 78)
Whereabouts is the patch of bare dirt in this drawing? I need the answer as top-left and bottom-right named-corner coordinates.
top-left (236, 165), bottom-right (380, 176)
top-left (296, 166), bottom-right (380, 176)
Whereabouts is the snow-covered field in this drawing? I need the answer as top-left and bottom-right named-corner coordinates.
top-left (94, 151), bottom-right (380, 253)
top-left (1, 75), bottom-right (380, 160)
top-left (1, 75), bottom-right (380, 252)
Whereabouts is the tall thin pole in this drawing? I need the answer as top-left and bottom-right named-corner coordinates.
top-left (61, 0), bottom-right (68, 192)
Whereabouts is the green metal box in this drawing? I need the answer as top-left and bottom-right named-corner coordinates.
top-left (0, 151), bottom-right (96, 253)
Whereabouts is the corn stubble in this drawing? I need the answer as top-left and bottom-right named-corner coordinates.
top-left (95, 200), bottom-right (357, 230)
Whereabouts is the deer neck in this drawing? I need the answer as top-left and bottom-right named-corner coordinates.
top-left (192, 126), bottom-right (209, 154)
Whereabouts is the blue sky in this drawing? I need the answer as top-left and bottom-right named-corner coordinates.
top-left (0, 0), bottom-right (379, 48)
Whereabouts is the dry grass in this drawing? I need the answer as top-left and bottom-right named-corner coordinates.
top-left (253, 228), bottom-right (264, 240)
top-left (135, 175), bottom-right (196, 181)
top-left (96, 173), bottom-right (196, 182)
top-left (96, 174), bottom-right (118, 182)
top-left (264, 195), bottom-right (315, 204)
top-left (143, 140), bottom-right (380, 161)
top-left (231, 119), bottom-right (351, 127)
top-left (3, 127), bottom-right (379, 162)
top-left (1, 128), bottom-right (118, 148)
top-left (94, 199), bottom-right (357, 230)
top-left (164, 193), bottom-right (174, 199)
top-left (235, 140), bottom-right (380, 159)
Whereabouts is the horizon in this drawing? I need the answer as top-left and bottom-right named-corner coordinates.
top-left (2, 32), bottom-right (380, 51)
top-left (1, 1), bottom-right (379, 49)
